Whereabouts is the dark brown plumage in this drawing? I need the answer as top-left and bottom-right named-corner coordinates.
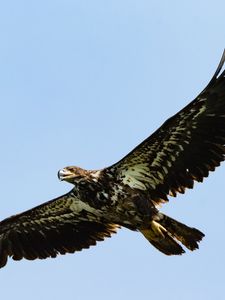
top-left (0, 51), bottom-right (225, 268)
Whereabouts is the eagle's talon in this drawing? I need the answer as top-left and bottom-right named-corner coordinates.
top-left (150, 220), bottom-right (167, 238)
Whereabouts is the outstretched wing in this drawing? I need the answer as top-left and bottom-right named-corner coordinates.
top-left (107, 51), bottom-right (225, 205)
top-left (0, 191), bottom-right (118, 268)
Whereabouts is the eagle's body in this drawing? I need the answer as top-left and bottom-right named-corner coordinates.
top-left (0, 52), bottom-right (225, 268)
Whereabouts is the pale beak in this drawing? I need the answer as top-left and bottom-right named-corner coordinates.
top-left (57, 168), bottom-right (72, 181)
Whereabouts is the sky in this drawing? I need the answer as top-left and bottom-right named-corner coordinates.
top-left (0, 1), bottom-right (225, 299)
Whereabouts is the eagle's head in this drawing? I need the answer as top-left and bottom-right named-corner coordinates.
top-left (58, 166), bottom-right (100, 184)
top-left (58, 166), bottom-right (88, 183)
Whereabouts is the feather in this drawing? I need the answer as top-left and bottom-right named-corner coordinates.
top-left (108, 50), bottom-right (225, 205)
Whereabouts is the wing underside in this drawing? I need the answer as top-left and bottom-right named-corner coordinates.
top-left (107, 51), bottom-right (225, 205)
top-left (0, 193), bottom-right (118, 268)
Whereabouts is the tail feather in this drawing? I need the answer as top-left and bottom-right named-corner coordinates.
top-left (140, 214), bottom-right (204, 255)
top-left (159, 214), bottom-right (205, 251)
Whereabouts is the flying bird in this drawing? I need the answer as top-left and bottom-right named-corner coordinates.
top-left (0, 52), bottom-right (225, 268)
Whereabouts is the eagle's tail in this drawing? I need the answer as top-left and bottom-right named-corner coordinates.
top-left (140, 213), bottom-right (204, 255)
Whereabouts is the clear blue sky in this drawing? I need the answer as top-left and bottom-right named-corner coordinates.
top-left (0, 1), bottom-right (225, 299)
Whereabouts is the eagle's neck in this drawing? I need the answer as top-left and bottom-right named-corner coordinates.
top-left (71, 169), bottom-right (112, 208)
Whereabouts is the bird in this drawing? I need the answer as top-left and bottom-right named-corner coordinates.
top-left (0, 52), bottom-right (225, 269)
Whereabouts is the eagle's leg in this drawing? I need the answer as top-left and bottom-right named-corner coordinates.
top-left (141, 220), bottom-right (167, 239)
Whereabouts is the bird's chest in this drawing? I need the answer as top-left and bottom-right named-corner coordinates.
top-left (76, 181), bottom-right (155, 227)
top-left (105, 184), bottom-right (156, 227)
top-left (75, 179), bottom-right (120, 211)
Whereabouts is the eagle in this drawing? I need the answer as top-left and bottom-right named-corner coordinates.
top-left (0, 52), bottom-right (225, 269)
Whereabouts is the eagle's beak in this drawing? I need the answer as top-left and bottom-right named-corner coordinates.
top-left (58, 168), bottom-right (74, 181)
top-left (58, 169), bottom-right (65, 181)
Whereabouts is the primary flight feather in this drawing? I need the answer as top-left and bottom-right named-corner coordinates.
top-left (0, 51), bottom-right (225, 268)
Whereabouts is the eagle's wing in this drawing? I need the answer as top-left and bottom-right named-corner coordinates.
top-left (0, 191), bottom-right (118, 268)
top-left (107, 51), bottom-right (225, 205)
